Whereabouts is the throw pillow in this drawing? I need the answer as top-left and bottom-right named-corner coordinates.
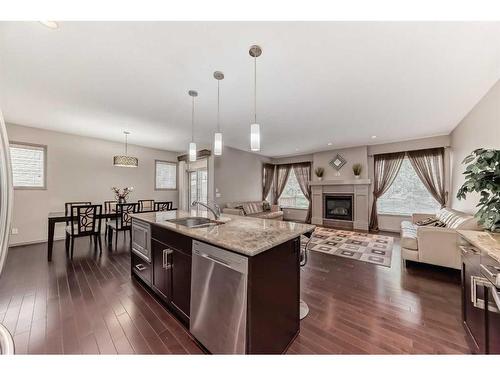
top-left (262, 201), bottom-right (271, 211)
top-left (415, 217), bottom-right (437, 226)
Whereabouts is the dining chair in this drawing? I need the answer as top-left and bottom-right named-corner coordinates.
top-left (103, 200), bottom-right (117, 239)
top-left (64, 201), bottom-right (92, 220)
top-left (65, 204), bottom-right (102, 258)
top-left (106, 203), bottom-right (137, 248)
top-left (154, 201), bottom-right (173, 211)
top-left (65, 201), bottom-right (92, 243)
top-left (138, 199), bottom-right (154, 212)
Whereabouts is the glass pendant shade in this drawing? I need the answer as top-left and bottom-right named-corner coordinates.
top-left (189, 142), bottom-right (197, 162)
top-left (113, 155), bottom-right (138, 167)
top-left (250, 123), bottom-right (260, 152)
top-left (214, 132), bottom-right (223, 156)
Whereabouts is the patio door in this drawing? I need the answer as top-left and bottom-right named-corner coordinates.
top-left (188, 168), bottom-right (208, 206)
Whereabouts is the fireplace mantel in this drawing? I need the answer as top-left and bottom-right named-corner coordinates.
top-left (311, 180), bottom-right (371, 230)
top-left (309, 179), bottom-right (371, 186)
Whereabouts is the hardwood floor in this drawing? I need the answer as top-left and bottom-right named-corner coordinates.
top-left (0, 233), bottom-right (471, 354)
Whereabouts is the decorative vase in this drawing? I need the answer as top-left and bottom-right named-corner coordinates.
top-left (118, 196), bottom-right (126, 204)
top-left (354, 175), bottom-right (360, 179)
top-left (318, 177), bottom-right (323, 182)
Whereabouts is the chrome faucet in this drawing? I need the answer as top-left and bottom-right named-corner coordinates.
top-left (191, 201), bottom-right (221, 220)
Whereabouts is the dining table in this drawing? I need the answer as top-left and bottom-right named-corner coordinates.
top-left (46, 211), bottom-right (120, 261)
top-left (46, 204), bottom-right (166, 261)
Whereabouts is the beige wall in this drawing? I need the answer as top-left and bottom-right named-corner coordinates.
top-left (7, 123), bottom-right (179, 245)
top-left (313, 146), bottom-right (369, 181)
top-left (450, 80), bottom-right (500, 214)
top-left (214, 146), bottom-right (271, 206)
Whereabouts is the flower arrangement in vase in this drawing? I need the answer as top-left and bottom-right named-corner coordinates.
top-left (112, 186), bottom-right (134, 204)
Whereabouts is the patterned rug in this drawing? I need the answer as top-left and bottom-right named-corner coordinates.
top-left (302, 228), bottom-right (394, 267)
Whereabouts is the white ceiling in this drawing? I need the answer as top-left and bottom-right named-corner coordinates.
top-left (1, 21), bottom-right (500, 157)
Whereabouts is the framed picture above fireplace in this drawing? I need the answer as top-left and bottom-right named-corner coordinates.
top-left (329, 154), bottom-right (346, 171)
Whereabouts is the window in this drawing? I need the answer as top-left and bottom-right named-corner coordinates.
top-left (377, 157), bottom-right (441, 216)
top-left (155, 160), bottom-right (177, 190)
top-left (278, 170), bottom-right (309, 209)
top-left (10, 142), bottom-right (46, 189)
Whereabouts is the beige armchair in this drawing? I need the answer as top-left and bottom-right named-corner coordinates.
top-left (401, 208), bottom-right (480, 270)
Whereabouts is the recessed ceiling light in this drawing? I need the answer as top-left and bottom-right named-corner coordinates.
top-left (39, 21), bottom-right (59, 29)
top-left (327, 142), bottom-right (332, 146)
top-left (371, 135), bottom-right (377, 139)
top-left (295, 148), bottom-right (299, 152)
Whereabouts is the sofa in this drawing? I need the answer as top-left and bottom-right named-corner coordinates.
top-left (400, 208), bottom-right (480, 270)
top-left (222, 200), bottom-right (284, 220)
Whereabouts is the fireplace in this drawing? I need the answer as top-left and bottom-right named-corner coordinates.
top-left (324, 195), bottom-right (353, 221)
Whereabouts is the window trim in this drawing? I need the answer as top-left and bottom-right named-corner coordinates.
top-left (10, 141), bottom-right (47, 190)
top-left (154, 159), bottom-right (178, 191)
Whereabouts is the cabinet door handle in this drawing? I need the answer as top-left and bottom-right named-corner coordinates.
top-left (163, 249), bottom-right (173, 269)
top-left (135, 264), bottom-right (146, 271)
top-left (491, 286), bottom-right (500, 312)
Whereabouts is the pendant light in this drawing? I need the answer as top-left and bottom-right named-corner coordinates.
top-left (213, 71), bottom-right (224, 156)
top-left (249, 45), bottom-right (262, 152)
top-left (188, 90), bottom-right (198, 162)
top-left (113, 131), bottom-right (138, 167)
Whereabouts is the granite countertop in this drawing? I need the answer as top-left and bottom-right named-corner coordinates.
top-left (458, 230), bottom-right (500, 262)
top-left (131, 209), bottom-right (316, 257)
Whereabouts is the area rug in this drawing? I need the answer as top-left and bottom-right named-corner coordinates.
top-left (302, 228), bottom-right (394, 267)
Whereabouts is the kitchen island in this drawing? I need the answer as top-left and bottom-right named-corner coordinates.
top-left (129, 210), bottom-right (315, 354)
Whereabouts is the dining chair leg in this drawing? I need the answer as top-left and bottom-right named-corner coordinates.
top-left (114, 230), bottom-right (118, 250)
top-left (97, 235), bottom-right (102, 255)
top-left (70, 236), bottom-right (75, 259)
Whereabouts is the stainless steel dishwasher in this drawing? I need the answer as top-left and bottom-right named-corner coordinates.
top-left (190, 240), bottom-right (248, 354)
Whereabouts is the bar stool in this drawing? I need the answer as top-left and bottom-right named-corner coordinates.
top-left (300, 232), bottom-right (313, 320)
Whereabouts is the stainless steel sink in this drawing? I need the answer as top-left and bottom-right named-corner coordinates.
top-left (167, 217), bottom-right (221, 228)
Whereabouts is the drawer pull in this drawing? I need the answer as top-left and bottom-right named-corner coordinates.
top-left (135, 264), bottom-right (146, 271)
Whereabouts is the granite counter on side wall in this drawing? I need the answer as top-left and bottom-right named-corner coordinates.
top-left (130, 210), bottom-right (315, 256)
top-left (457, 230), bottom-right (500, 262)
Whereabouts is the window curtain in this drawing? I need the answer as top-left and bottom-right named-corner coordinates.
top-left (407, 147), bottom-right (447, 208)
top-left (272, 164), bottom-right (291, 205)
top-left (293, 162), bottom-right (312, 223)
top-left (369, 152), bottom-right (405, 231)
top-left (262, 163), bottom-right (275, 201)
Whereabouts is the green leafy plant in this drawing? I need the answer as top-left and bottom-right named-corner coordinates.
top-left (456, 148), bottom-right (500, 232)
top-left (352, 163), bottom-right (362, 176)
top-left (314, 167), bottom-right (324, 178)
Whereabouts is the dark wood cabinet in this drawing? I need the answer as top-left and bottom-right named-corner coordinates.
top-left (152, 239), bottom-right (172, 301)
top-left (461, 247), bottom-right (485, 353)
top-left (460, 239), bottom-right (500, 354)
top-left (150, 231), bottom-right (192, 326)
top-left (170, 248), bottom-right (191, 319)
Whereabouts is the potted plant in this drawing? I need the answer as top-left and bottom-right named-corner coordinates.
top-left (456, 148), bottom-right (500, 232)
top-left (112, 186), bottom-right (134, 204)
top-left (314, 167), bottom-right (324, 181)
top-left (352, 163), bottom-right (362, 179)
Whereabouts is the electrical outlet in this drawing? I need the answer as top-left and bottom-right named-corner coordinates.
top-left (11, 228), bottom-right (18, 235)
